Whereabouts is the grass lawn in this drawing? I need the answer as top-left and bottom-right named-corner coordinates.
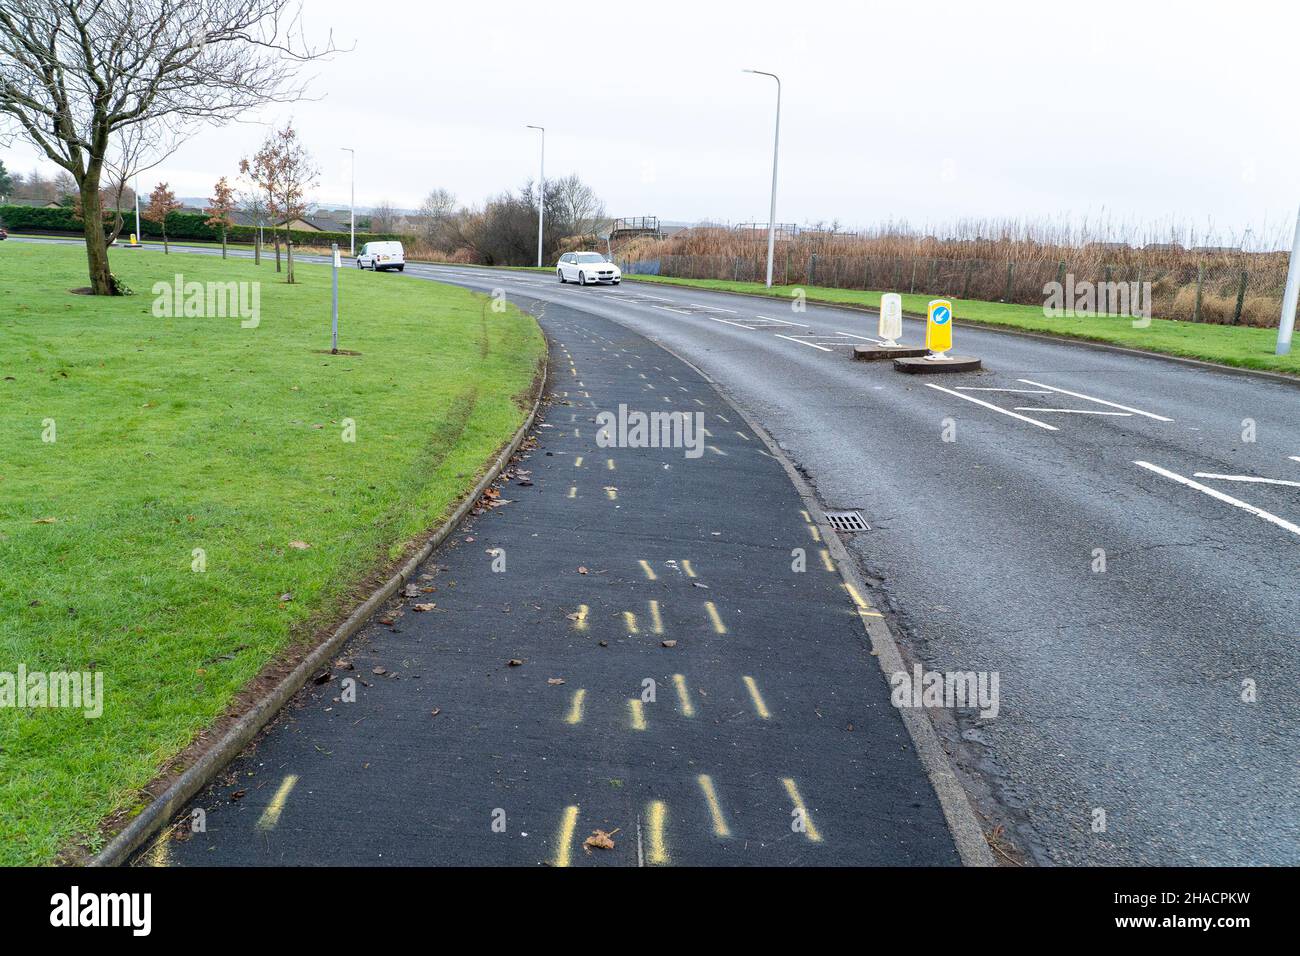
top-left (0, 242), bottom-right (544, 864)
top-left (624, 274), bottom-right (1300, 376)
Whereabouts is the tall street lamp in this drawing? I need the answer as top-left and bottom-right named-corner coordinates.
top-left (341, 147), bottom-right (356, 256)
top-left (744, 69), bottom-right (781, 288)
top-left (526, 125), bottom-right (545, 268)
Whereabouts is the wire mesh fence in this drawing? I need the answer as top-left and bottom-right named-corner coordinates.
top-left (619, 250), bottom-right (1290, 327)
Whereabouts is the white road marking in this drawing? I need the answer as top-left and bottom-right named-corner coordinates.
top-left (753, 315), bottom-right (809, 327)
top-left (1012, 407), bottom-right (1132, 416)
top-left (652, 305), bottom-right (693, 315)
top-left (691, 303), bottom-right (737, 313)
top-left (833, 330), bottom-right (884, 342)
top-left (1289, 456), bottom-right (1300, 465)
top-left (774, 334), bottom-right (833, 352)
top-left (1134, 461), bottom-right (1300, 536)
top-left (924, 384), bottom-right (1059, 431)
top-left (1017, 379), bottom-right (1172, 421)
top-left (1192, 473), bottom-right (1300, 489)
top-left (956, 387), bottom-right (1052, 394)
top-left (708, 316), bottom-right (763, 330)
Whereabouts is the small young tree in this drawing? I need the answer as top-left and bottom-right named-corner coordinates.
top-left (237, 190), bottom-right (268, 265)
top-left (206, 177), bottom-right (236, 259)
top-left (240, 123), bottom-right (318, 283)
top-left (0, 159), bottom-right (12, 201)
top-left (145, 183), bottom-right (181, 254)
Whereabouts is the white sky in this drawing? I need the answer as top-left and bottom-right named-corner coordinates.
top-left (6, 0), bottom-right (1300, 245)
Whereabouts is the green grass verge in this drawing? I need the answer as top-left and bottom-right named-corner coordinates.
top-left (624, 274), bottom-right (1300, 376)
top-left (0, 242), bottom-right (544, 864)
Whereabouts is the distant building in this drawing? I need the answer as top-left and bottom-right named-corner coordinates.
top-left (3, 197), bottom-right (62, 209)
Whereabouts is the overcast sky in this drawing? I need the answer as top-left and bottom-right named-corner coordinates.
top-left (6, 0), bottom-right (1299, 246)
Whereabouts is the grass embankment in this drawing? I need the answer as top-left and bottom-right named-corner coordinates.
top-left (624, 275), bottom-right (1300, 376)
top-left (0, 242), bottom-right (544, 864)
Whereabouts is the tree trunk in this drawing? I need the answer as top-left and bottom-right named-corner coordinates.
top-left (274, 232), bottom-right (281, 272)
top-left (254, 230), bottom-right (261, 265)
top-left (80, 182), bottom-right (115, 295)
top-left (286, 238), bottom-right (295, 283)
top-left (162, 228), bottom-right (169, 254)
top-left (221, 228), bottom-right (227, 259)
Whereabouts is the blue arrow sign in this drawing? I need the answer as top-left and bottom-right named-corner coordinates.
top-left (932, 305), bottom-right (951, 325)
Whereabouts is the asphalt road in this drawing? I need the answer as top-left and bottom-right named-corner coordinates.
top-left (21, 239), bottom-right (1296, 865)
top-left (135, 286), bottom-right (961, 867)
top-left (400, 262), bottom-right (1300, 866)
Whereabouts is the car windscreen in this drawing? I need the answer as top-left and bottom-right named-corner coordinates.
top-left (575, 253), bottom-right (606, 263)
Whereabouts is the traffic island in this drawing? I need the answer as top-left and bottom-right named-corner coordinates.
top-left (854, 344), bottom-right (929, 361)
top-left (893, 354), bottom-right (983, 374)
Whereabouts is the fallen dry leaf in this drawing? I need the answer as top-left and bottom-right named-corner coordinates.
top-left (372, 666), bottom-right (387, 676)
top-left (583, 828), bottom-right (619, 851)
top-left (507, 658), bottom-right (523, 667)
top-left (413, 603), bottom-right (436, 612)
top-left (547, 678), bottom-right (565, 685)
top-left (577, 566), bottom-right (589, 575)
top-left (661, 640), bottom-right (677, 648)
top-left (33, 517), bottom-right (57, 524)
top-left (288, 540), bottom-right (311, 550)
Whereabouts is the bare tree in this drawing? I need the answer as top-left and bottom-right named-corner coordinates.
top-left (552, 173), bottom-right (606, 239)
top-left (240, 122), bottom-right (318, 283)
top-left (0, 0), bottom-right (341, 294)
top-left (237, 189), bottom-right (269, 265)
top-left (145, 182), bottom-right (180, 253)
top-left (415, 187), bottom-right (456, 249)
top-left (370, 199), bottom-right (399, 234)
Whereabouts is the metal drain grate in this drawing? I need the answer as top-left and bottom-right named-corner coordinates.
top-left (825, 510), bottom-right (870, 533)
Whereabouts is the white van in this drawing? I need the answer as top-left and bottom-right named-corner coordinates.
top-left (357, 241), bottom-right (405, 272)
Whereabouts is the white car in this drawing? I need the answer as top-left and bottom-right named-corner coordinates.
top-left (557, 252), bottom-right (621, 285)
top-left (357, 240), bottom-right (405, 272)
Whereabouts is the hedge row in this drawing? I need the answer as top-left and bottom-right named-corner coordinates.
top-left (0, 204), bottom-right (402, 248)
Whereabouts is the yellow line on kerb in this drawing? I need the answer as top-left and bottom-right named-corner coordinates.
top-left (741, 676), bottom-right (771, 719)
top-left (256, 774), bottom-right (299, 831)
top-left (781, 778), bottom-right (822, 842)
top-left (572, 604), bottom-right (589, 631)
top-left (806, 523), bottom-right (822, 543)
top-left (680, 560), bottom-right (697, 578)
top-left (819, 549), bottom-right (835, 573)
top-left (565, 689), bottom-right (586, 725)
top-left (567, 486), bottom-right (577, 499)
top-left (703, 601), bottom-right (727, 634)
top-left (607, 458), bottom-right (615, 470)
top-left (648, 600), bottom-right (664, 634)
top-left (623, 611), bottom-right (639, 634)
top-left (553, 805), bottom-right (580, 867)
top-left (638, 560), bottom-right (657, 580)
top-left (628, 699), bottom-right (647, 731)
top-left (645, 801), bottom-right (669, 865)
top-left (843, 582), bottom-right (868, 608)
top-left (672, 674), bottom-right (695, 717)
top-left (697, 775), bottom-right (731, 837)
top-left (574, 456), bottom-right (584, 468)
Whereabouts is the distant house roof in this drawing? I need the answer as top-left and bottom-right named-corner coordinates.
top-left (4, 197), bottom-right (63, 208)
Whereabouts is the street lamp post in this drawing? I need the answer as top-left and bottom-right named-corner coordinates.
top-left (341, 147), bottom-right (356, 256)
top-left (526, 125), bottom-right (545, 268)
top-left (744, 69), bottom-right (781, 288)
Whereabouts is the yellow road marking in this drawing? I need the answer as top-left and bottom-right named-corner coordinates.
top-left (567, 486), bottom-right (577, 499)
top-left (573, 604), bottom-right (589, 631)
top-left (703, 601), bottom-right (728, 634)
top-left (638, 560), bottom-right (657, 580)
top-left (819, 549), bottom-right (835, 573)
top-left (256, 774), bottom-right (299, 831)
top-left (672, 674), bottom-right (695, 717)
top-left (843, 582), bottom-right (870, 609)
top-left (858, 607), bottom-right (884, 620)
top-left (623, 611), bottom-right (639, 634)
top-left (607, 458), bottom-right (615, 470)
top-left (781, 778), bottom-right (823, 842)
top-left (800, 509), bottom-right (811, 522)
top-left (574, 456), bottom-right (584, 467)
top-left (806, 523), bottom-right (822, 543)
top-left (680, 560), bottom-right (696, 578)
top-left (742, 676), bottom-right (771, 719)
top-left (565, 688), bottom-right (586, 724)
top-left (648, 599), bottom-right (664, 634)
top-left (628, 698), bottom-right (647, 730)
top-left (605, 487), bottom-right (618, 500)
top-left (697, 775), bottom-right (731, 837)
top-left (645, 800), bottom-right (669, 865)
top-left (553, 805), bottom-right (580, 867)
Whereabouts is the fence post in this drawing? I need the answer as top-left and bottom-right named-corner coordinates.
top-left (963, 260), bottom-right (974, 299)
top-left (1232, 270), bottom-right (1248, 325)
top-left (808, 253), bottom-right (817, 285)
top-left (784, 252), bottom-right (790, 285)
top-left (909, 260), bottom-right (917, 294)
top-left (1003, 262), bottom-right (1015, 302)
top-left (926, 257), bottom-right (937, 293)
top-left (1055, 260), bottom-right (1066, 289)
top-left (1193, 262), bottom-right (1204, 323)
